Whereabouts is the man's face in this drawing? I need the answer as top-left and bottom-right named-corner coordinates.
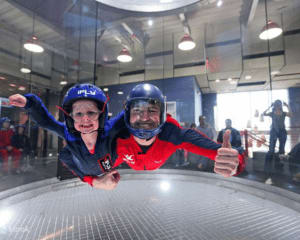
top-left (199, 116), bottom-right (205, 125)
top-left (225, 119), bottom-right (232, 128)
top-left (2, 121), bottom-right (10, 129)
top-left (72, 99), bottom-right (100, 134)
top-left (129, 100), bottom-right (161, 130)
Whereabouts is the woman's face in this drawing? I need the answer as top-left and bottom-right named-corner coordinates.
top-left (72, 99), bottom-right (100, 134)
top-left (274, 101), bottom-right (282, 112)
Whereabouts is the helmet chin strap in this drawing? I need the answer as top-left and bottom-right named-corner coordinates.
top-left (80, 129), bottom-right (99, 135)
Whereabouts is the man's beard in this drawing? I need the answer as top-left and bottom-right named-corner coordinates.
top-left (131, 121), bottom-right (159, 130)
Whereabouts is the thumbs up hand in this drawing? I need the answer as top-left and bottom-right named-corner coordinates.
top-left (214, 130), bottom-right (239, 177)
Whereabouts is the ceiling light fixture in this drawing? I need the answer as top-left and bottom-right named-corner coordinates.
top-left (117, 48), bottom-right (132, 63)
top-left (103, 88), bottom-right (109, 92)
top-left (216, 79), bottom-right (220, 83)
top-left (228, 77), bottom-right (232, 81)
top-left (60, 81), bottom-right (67, 85)
top-left (9, 84), bottom-right (16, 87)
top-left (259, 20), bottom-right (283, 40)
top-left (117, 91), bottom-right (124, 95)
top-left (245, 75), bottom-right (252, 80)
top-left (18, 86), bottom-right (26, 91)
top-left (24, 36), bottom-right (44, 53)
top-left (217, 0), bottom-right (223, 7)
top-left (20, 67), bottom-right (31, 74)
top-left (178, 34), bottom-right (196, 51)
top-left (148, 19), bottom-right (153, 26)
top-left (0, 76), bottom-right (5, 80)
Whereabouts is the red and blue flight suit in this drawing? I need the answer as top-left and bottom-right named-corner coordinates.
top-left (20, 84), bottom-right (125, 185)
top-left (111, 83), bottom-right (245, 173)
top-left (112, 115), bottom-right (245, 172)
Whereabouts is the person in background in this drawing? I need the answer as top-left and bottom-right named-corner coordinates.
top-left (196, 116), bottom-right (216, 170)
top-left (197, 116), bottom-right (215, 140)
top-left (0, 118), bottom-right (22, 174)
top-left (263, 100), bottom-right (292, 182)
top-left (11, 125), bottom-right (31, 173)
top-left (217, 119), bottom-right (241, 148)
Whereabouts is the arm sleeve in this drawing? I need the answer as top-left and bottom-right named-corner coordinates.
top-left (104, 111), bottom-right (125, 136)
top-left (24, 94), bottom-right (66, 139)
top-left (59, 148), bottom-right (95, 186)
top-left (177, 128), bottom-right (245, 175)
top-left (178, 128), bottom-right (221, 161)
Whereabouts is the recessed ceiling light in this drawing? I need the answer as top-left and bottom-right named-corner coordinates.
top-left (20, 67), bottom-right (31, 74)
top-left (103, 88), bottom-right (109, 92)
top-left (117, 91), bottom-right (124, 95)
top-left (228, 78), bottom-right (232, 81)
top-left (9, 83), bottom-right (16, 87)
top-left (18, 86), bottom-right (26, 91)
top-left (148, 19), bottom-right (153, 26)
top-left (217, 0), bottom-right (223, 7)
top-left (60, 81), bottom-right (67, 85)
top-left (216, 79), bottom-right (220, 83)
top-left (0, 76), bottom-right (5, 80)
top-left (245, 75), bottom-right (252, 80)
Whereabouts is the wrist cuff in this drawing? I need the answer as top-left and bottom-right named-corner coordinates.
top-left (83, 176), bottom-right (94, 186)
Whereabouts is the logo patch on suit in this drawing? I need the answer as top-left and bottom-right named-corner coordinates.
top-left (98, 154), bottom-right (112, 172)
top-left (123, 154), bottom-right (135, 164)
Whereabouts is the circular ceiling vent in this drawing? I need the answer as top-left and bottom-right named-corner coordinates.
top-left (95, 0), bottom-right (200, 12)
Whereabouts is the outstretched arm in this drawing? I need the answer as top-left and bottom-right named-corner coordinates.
top-left (59, 147), bottom-right (120, 189)
top-left (263, 104), bottom-right (273, 116)
top-left (9, 94), bottom-right (66, 138)
top-left (176, 126), bottom-right (245, 176)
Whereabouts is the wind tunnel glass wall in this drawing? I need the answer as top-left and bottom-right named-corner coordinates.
top-left (0, 0), bottom-right (300, 195)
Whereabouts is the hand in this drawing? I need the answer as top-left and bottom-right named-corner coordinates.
top-left (9, 94), bottom-right (27, 107)
top-left (214, 130), bottom-right (239, 177)
top-left (92, 170), bottom-right (121, 190)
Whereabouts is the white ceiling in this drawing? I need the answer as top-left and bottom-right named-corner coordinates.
top-left (0, 0), bottom-right (300, 97)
